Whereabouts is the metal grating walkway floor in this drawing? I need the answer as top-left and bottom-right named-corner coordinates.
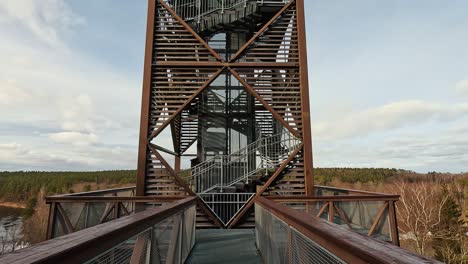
top-left (185, 229), bottom-right (262, 264)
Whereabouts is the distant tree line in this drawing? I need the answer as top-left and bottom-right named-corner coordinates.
top-left (314, 167), bottom-right (406, 184)
top-left (0, 170), bottom-right (136, 202)
top-left (314, 167), bottom-right (468, 186)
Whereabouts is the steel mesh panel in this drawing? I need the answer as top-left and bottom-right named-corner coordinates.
top-left (290, 227), bottom-right (345, 264)
top-left (83, 204), bottom-right (196, 264)
top-left (255, 204), bottom-right (288, 264)
top-left (85, 229), bottom-right (151, 264)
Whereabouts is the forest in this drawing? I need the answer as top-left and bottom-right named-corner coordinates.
top-left (0, 168), bottom-right (467, 262)
top-left (0, 170), bottom-right (135, 202)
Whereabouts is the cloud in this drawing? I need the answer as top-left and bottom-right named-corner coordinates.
top-left (456, 79), bottom-right (468, 95)
top-left (0, 1), bottom-right (141, 171)
top-left (48, 131), bottom-right (98, 146)
top-left (59, 94), bottom-right (95, 133)
top-left (0, 0), bottom-right (85, 47)
top-left (313, 128), bottom-right (468, 173)
top-left (0, 142), bottom-right (136, 171)
top-left (314, 100), bottom-right (468, 140)
top-left (0, 80), bottom-right (32, 105)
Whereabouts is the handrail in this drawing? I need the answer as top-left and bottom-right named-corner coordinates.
top-left (255, 197), bottom-right (441, 264)
top-left (265, 194), bottom-right (400, 202)
top-left (314, 185), bottom-right (393, 196)
top-left (48, 186), bottom-right (136, 197)
top-left (45, 195), bottom-right (187, 203)
top-left (1, 197), bottom-right (197, 264)
top-left (181, 132), bottom-right (301, 193)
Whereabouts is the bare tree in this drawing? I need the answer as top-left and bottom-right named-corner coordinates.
top-left (0, 221), bottom-right (21, 255)
top-left (390, 181), bottom-right (449, 256)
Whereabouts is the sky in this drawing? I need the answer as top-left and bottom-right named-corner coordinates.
top-left (0, 0), bottom-right (467, 173)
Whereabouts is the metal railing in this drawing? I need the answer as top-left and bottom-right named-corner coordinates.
top-left (1, 197), bottom-right (197, 264)
top-left (181, 132), bottom-right (301, 193)
top-left (170, 0), bottom-right (249, 22)
top-left (45, 186), bottom-right (189, 239)
top-left (266, 191), bottom-right (401, 245)
top-left (198, 192), bottom-right (255, 225)
top-left (255, 197), bottom-right (442, 264)
top-left (166, 0), bottom-right (290, 33)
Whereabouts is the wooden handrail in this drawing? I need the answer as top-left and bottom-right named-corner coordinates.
top-left (314, 185), bottom-right (393, 196)
top-left (255, 197), bottom-right (441, 264)
top-left (1, 197), bottom-right (197, 264)
top-left (45, 195), bottom-right (189, 203)
top-left (47, 186), bottom-right (136, 198)
top-left (265, 194), bottom-right (400, 202)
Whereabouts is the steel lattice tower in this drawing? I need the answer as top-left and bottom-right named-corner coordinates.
top-left (136, 0), bottom-right (313, 228)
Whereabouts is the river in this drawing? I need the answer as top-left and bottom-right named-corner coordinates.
top-left (0, 206), bottom-right (27, 255)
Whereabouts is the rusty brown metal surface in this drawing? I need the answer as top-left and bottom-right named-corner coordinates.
top-left (136, 0), bottom-right (157, 197)
top-left (296, 0), bottom-right (314, 196)
top-left (135, 0), bottom-right (318, 227)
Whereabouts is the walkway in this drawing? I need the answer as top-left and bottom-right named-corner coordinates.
top-left (186, 229), bottom-right (262, 264)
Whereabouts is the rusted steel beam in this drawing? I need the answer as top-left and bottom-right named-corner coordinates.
top-left (388, 201), bottom-right (400, 246)
top-left (328, 201), bottom-right (334, 222)
top-left (316, 202), bottom-right (328, 218)
top-left (229, 0), bottom-right (296, 62)
top-left (153, 144), bottom-right (178, 156)
top-left (228, 144), bottom-right (304, 227)
top-left (56, 203), bottom-right (74, 234)
top-left (147, 67), bottom-right (225, 141)
top-left (120, 203), bottom-right (130, 216)
top-left (158, 0), bottom-right (223, 62)
top-left (296, 0), bottom-right (314, 196)
top-left (136, 0), bottom-right (157, 197)
top-left (46, 202), bottom-right (57, 240)
top-left (229, 67), bottom-right (301, 138)
top-left (148, 144), bottom-right (195, 196)
top-left (99, 203), bottom-right (116, 224)
top-left (367, 201), bottom-right (389, 236)
top-left (334, 203), bottom-right (353, 229)
top-left (148, 146), bottom-right (222, 227)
